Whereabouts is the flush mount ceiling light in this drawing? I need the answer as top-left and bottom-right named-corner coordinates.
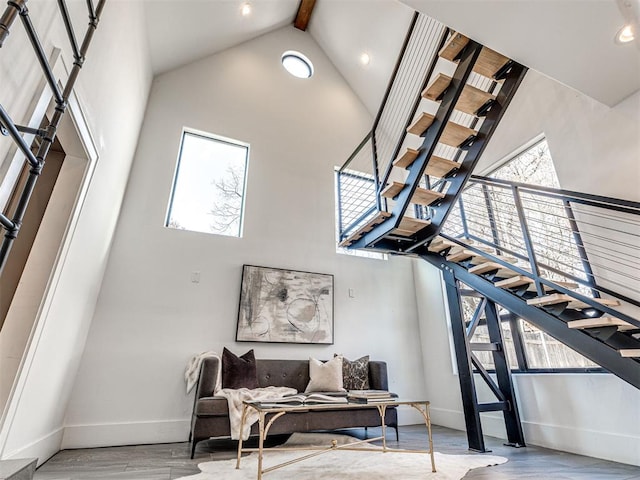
top-left (615, 24), bottom-right (636, 43)
top-left (241, 2), bottom-right (252, 16)
top-left (281, 51), bottom-right (314, 78)
top-left (360, 52), bottom-right (371, 66)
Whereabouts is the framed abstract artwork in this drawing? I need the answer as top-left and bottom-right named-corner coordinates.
top-left (236, 265), bottom-right (334, 344)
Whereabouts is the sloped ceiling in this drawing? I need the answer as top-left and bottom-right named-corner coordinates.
top-left (401, 0), bottom-right (640, 107)
top-left (142, 0), bottom-right (639, 108)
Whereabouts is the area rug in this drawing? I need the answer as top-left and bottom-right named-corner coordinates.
top-left (178, 433), bottom-right (507, 480)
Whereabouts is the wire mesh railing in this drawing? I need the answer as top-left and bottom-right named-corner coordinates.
top-left (442, 175), bottom-right (640, 317)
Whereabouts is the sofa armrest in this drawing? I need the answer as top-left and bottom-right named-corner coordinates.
top-left (368, 361), bottom-right (389, 390)
top-left (195, 357), bottom-right (220, 400)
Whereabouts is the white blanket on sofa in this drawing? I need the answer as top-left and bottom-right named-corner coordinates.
top-left (218, 386), bottom-right (297, 440)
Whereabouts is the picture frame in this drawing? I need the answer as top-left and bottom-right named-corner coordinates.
top-left (236, 265), bottom-right (334, 344)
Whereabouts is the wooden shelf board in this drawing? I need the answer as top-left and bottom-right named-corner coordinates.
top-left (441, 122), bottom-right (477, 148)
top-left (407, 112), bottom-right (435, 136)
top-left (474, 47), bottom-right (510, 79)
top-left (338, 211), bottom-right (391, 247)
top-left (425, 156), bottom-right (459, 178)
top-left (411, 187), bottom-right (445, 206)
top-left (620, 349), bottom-right (640, 358)
top-left (393, 148), bottom-right (420, 169)
top-left (392, 217), bottom-right (431, 237)
top-left (567, 317), bottom-right (635, 331)
top-left (439, 32), bottom-right (469, 61)
top-left (496, 276), bottom-right (578, 292)
top-left (422, 73), bottom-right (451, 101)
top-left (381, 181), bottom-right (405, 199)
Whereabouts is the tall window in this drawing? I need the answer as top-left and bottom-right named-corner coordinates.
top-left (166, 130), bottom-right (249, 237)
top-left (488, 138), bottom-right (559, 188)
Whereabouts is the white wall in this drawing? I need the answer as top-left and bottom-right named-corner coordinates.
top-left (414, 69), bottom-right (640, 466)
top-left (0, 0), bottom-right (152, 465)
top-left (62, 26), bottom-right (426, 449)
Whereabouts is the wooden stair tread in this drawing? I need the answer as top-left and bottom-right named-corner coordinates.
top-left (620, 349), bottom-right (640, 358)
top-left (393, 148), bottom-right (420, 169)
top-left (439, 32), bottom-right (469, 61)
top-left (426, 156), bottom-right (459, 178)
top-left (422, 73), bottom-right (451, 101)
top-left (407, 113), bottom-right (477, 148)
top-left (407, 112), bottom-right (434, 135)
top-left (495, 276), bottom-right (578, 291)
top-left (392, 217), bottom-right (431, 237)
top-left (527, 294), bottom-right (620, 309)
top-left (438, 32), bottom-right (510, 79)
top-left (428, 237), bottom-right (458, 253)
top-left (381, 181), bottom-right (405, 199)
top-left (422, 73), bottom-right (496, 116)
top-left (567, 317), bottom-right (635, 331)
top-left (338, 211), bottom-right (391, 247)
top-left (412, 187), bottom-right (445, 206)
top-left (475, 47), bottom-right (510, 79)
top-left (441, 122), bottom-right (477, 147)
top-left (468, 262), bottom-right (518, 277)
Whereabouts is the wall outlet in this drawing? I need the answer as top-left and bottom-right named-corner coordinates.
top-left (191, 271), bottom-right (200, 283)
top-left (348, 288), bottom-right (355, 298)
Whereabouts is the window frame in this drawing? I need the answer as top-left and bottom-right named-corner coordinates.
top-left (165, 128), bottom-right (250, 237)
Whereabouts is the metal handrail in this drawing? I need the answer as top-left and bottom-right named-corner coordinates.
top-left (441, 174), bottom-right (640, 326)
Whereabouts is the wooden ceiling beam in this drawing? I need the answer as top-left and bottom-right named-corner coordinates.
top-left (294, 0), bottom-right (317, 31)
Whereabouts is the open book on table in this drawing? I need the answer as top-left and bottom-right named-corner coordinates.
top-left (259, 393), bottom-right (349, 406)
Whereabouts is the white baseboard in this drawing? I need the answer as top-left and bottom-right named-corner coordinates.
top-left (61, 419), bottom-right (190, 449)
top-left (427, 408), bottom-right (640, 467)
top-left (3, 427), bottom-right (64, 467)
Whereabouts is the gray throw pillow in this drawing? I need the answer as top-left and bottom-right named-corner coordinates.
top-left (221, 347), bottom-right (259, 389)
top-left (338, 354), bottom-right (370, 390)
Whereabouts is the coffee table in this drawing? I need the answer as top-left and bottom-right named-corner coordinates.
top-left (235, 399), bottom-right (436, 479)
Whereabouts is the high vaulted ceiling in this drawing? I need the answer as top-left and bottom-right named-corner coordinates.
top-left (142, 0), bottom-right (640, 108)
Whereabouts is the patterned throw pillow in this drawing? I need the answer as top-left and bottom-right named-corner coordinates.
top-left (221, 347), bottom-right (259, 389)
top-left (339, 355), bottom-right (370, 390)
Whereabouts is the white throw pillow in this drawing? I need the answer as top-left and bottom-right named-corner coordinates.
top-left (305, 356), bottom-right (346, 392)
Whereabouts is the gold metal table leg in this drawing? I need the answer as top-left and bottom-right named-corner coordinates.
top-left (257, 411), bottom-right (266, 480)
top-left (408, 401), bottom-right (437, 473)
top-left (236, 403), bottom-right (250, 469)
top-left (376, 404), bottom-right (388, 451)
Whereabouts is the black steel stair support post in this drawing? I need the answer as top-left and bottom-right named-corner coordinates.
top-left (481, 184), bottom-right (502, 253)
top-left (563, 199), bottom-right (600, 298)
top-left (442, 267), bottom-right (488, 452)
top-left (484, 300), bottom-right (526, 447)
top-left (512, 186), bottom-right (544, 296)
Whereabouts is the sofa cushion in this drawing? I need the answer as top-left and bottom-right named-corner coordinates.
top-left (222, 348), bottom-right (259, 389)
top-left (196, 396), bottom-right (229, 416)
top-left (305, 356), bottom-right (345, 392)
top-left (341, 355), bottom-right (370, 390)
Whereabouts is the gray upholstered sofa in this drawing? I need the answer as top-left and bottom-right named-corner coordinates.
top-left (190, 357), bottom-right (398, 458)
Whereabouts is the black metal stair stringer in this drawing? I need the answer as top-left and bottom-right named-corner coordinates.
top-left (423, 253), bottom-right (640, 389)
top-left (348, 40), bottom-right (485, 251)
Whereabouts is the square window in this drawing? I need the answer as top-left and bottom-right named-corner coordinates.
top-left (166, 130), bottom-right (249, 237)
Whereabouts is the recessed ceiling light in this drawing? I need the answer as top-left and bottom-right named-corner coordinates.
top-left (281, 51), bottom-right (314, 79)
top-left (615, 24), bottom-right (635, 43)
top-left (360, 52), bottom-right (371, 66)
top-left (241, 3), bottom-right (252, 16)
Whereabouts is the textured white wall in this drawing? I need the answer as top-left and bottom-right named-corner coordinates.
top-left (62, 26), bottom-right (426, 448)
top-left (0, 0), bottom-right (152, 465)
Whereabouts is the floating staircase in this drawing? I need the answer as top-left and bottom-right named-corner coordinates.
top-left (339, 28), bottom-right (526, 253)
top-left (336, 12), bottom-right (640, 453)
